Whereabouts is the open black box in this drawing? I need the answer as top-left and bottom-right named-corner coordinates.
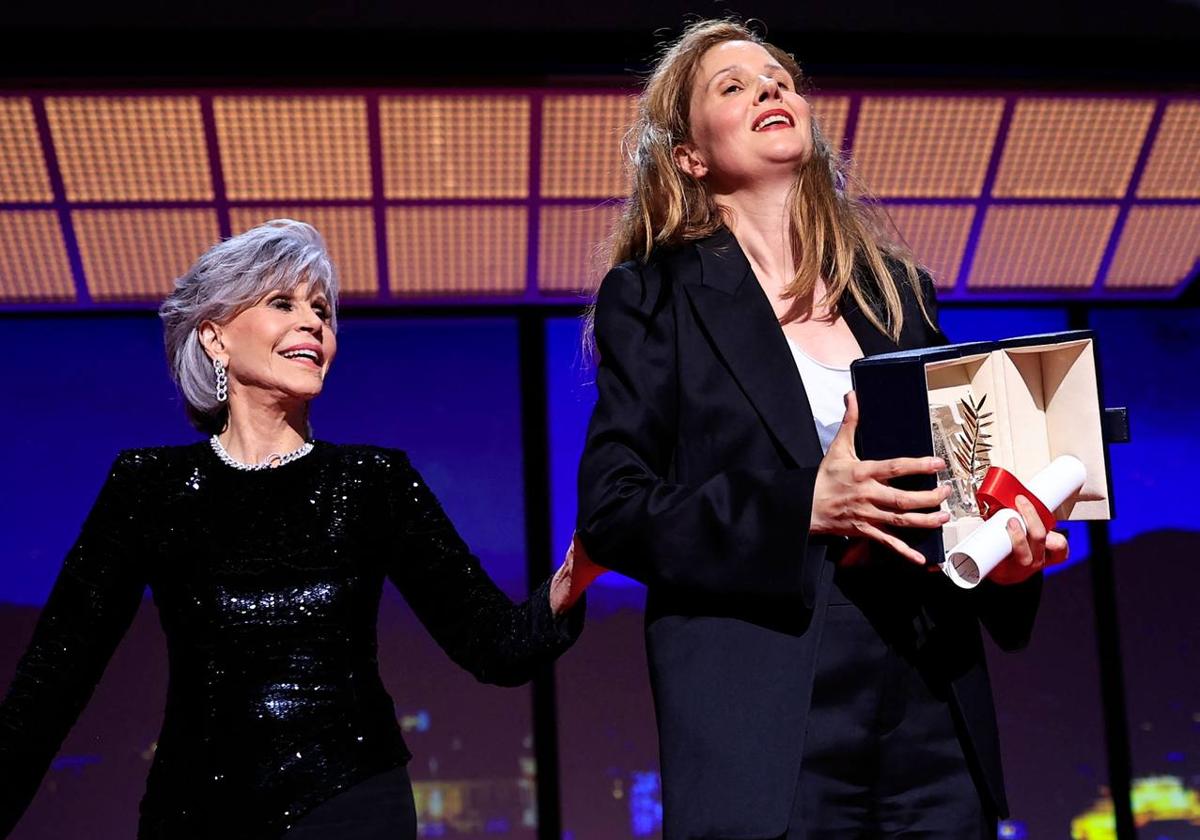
top-left (850, 330), bottom-right (1128, 567)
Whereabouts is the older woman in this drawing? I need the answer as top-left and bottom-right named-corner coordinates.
top-left (0, 219), bottom-right (598, 840)
top-left (576, 19), bottom-right (1068, 840)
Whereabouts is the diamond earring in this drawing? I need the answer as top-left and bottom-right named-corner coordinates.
top-left (213, 358), bottom-right (228, 403)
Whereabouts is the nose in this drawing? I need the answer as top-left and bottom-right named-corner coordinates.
top-left (298, 304), bottom-right (323, 335)
top-left (756, 76), bottom-right (782, 103)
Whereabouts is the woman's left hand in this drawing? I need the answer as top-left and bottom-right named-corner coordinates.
top-left (549, 534), bottom-right (608, 614)
top-left (989, 495), bottom-right (1070, 585)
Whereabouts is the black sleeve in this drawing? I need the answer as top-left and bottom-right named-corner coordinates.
top-left (380, 451), bottom-right (584, 687)
top-left (919, 270), bottom-right (1043, 648)
top-left (576, 263), bottom-right (821, 598)
top-left (0, 453), bottom-right (148, 836)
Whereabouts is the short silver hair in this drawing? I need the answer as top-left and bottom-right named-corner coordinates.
top-left (159, 219), bottom-right (340, 434)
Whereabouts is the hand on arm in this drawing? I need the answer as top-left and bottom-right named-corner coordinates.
top-left (383, 452), bottom-right (584, 686)
top-left (549, 534), bottom-right (607, 615)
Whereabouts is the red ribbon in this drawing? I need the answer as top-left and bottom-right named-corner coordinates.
top-left (976, 466), bottom-right (1058, 533)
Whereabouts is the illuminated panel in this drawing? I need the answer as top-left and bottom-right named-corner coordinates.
top-left (1137, 100), bottom-right (1200, 198)
top-left (883, 204), bottom-right (976, 288)
top-left (1106, 206), bottom-right (1200, 289)
top-left (807, 95), bottom-right (851, 153)
top-left (229, 206), bottom-right (379, 296)
top-left (969, 205), bottom-right (1118, 288)
top-left (46, 96), bottom-right (212, 202)
top-left (215, 96), bottom-right (371, 200)
top-left (0, 211), bottom-right (74, 301)
top-left (0, 98), bottom-right (53, 202)
top-left (382, 96), bottom-right (529, 199)
top-left (538, 204), bottom-right (621, 293)
top-left (853, 97), bottom-right (1003, 197)
top-left (993, 98), bottom-right (1155, 198)
top-left (74, 209), bottom-right (220, 301)
top-left (541, 95), bottom-right (636, 198)
top-left (387, 206), bottom-right (526, 295)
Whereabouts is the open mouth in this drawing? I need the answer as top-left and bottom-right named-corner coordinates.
top-left (752, 109), bottom-right (794, 131)
top-left (279, 347), bottom-right (322, 368)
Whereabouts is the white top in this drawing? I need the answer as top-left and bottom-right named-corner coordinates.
top-left (785, 337), bottom-right (854, 454)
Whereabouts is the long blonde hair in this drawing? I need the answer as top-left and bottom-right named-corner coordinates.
top-left (597, 19), bottom-right (931, 341)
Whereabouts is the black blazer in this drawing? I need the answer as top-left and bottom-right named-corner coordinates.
top-left (576, 227), bottom-right (1041, 839)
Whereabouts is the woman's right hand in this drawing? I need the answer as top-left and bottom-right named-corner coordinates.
top-left (549, 534), bottom-right (607, 615)
top-left (810, 391), bottom-right (951, 565)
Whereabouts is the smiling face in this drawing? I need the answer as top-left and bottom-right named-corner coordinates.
top-left (676, 40), bottom-right (813, 190)
top-left (202, 280), bottom-right (337, 408)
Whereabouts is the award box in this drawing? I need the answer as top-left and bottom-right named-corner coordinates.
top-left (850, 330), bottom-right (1130, 567)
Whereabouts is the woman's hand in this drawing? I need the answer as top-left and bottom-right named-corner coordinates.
top-left (988, 495), bottom-right (1070, 585)
top-left (549, 534), bottom-right (607, 614)
top-left (810, 391), bottom-right (951, 566)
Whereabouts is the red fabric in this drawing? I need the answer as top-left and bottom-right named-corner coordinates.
top-left (976, 466), bottom-right (1057, 533)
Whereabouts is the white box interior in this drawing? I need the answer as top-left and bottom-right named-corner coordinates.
top-left (924, 337), bottom-right (1110, 530)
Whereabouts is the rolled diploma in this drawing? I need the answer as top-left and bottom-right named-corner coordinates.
top-left (942, 455), bottom-right (1087, 589)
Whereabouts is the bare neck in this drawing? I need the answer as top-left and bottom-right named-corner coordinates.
top-left (719, 180), bottom-right (796, 295)
top-left (217, 394), bottom-right (309, 465)
top-left (719, 181), bottom-right (834, 325)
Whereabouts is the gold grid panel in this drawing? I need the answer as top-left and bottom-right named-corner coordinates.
top-left (229, 207), bottom-right (379, 296)
top-left (215, 97), bottom-right (371, 200)
top-left (853, 97), bottom-right (1004, 198)
top-left (1106, 206), bottom-right (1200, 288)
top-left (382, 96), bottom-right (530, 199)
top-left (0, 211), bottom-right (74, 301)
top-left (46, 96), bottom-right (212, 202)
top-left (538, 204), bottom-right (621, 292)
top-left (387, 206), bottom-right (527, 294)
top-left (968, 205), bottom-right (1118, 288)
top-left (541, 95), bottom-right (636, 198)
top-left (73, 209), bottom-right (220, 301)
top-left (807, 95), bottom-right (851, 153)
top-left (883, 204), bottom-right (977, 288)
top-left (993, 98), bottom-right (1156, 198)
top-left (1137, 100), bottom-right (1200, 198)
top-left (0, 98), bottom-right (53, 202)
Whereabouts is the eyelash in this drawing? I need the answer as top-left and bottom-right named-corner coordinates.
top-left (270, 298), bottom-right (331, 320)
top-left (722, 79), bottom-right (790, 95)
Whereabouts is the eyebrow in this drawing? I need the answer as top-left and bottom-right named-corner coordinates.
top-left (707, 62), bottom-right (788, 89)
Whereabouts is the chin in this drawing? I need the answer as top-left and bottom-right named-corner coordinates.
top-left (762, 139), bottom-right (810, 162)
top-left (283, 381), bottom-right (325, 402)
top-left (750, 153), bottom-right (807, 176)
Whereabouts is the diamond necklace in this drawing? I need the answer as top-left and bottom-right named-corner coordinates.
top-left (209, 435), bottom-right (314, 471)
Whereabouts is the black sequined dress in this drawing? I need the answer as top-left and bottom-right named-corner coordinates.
top-left (0, 442), bottom-right (584, 839)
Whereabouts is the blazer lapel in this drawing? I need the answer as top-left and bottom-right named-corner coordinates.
top-left (681, 229), bottom-right (825, 468)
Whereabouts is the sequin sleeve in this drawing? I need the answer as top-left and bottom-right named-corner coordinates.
top-left (0, 452), bottom-right (148, 836)
top-left (378, 451), bottom-right (584, 688)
